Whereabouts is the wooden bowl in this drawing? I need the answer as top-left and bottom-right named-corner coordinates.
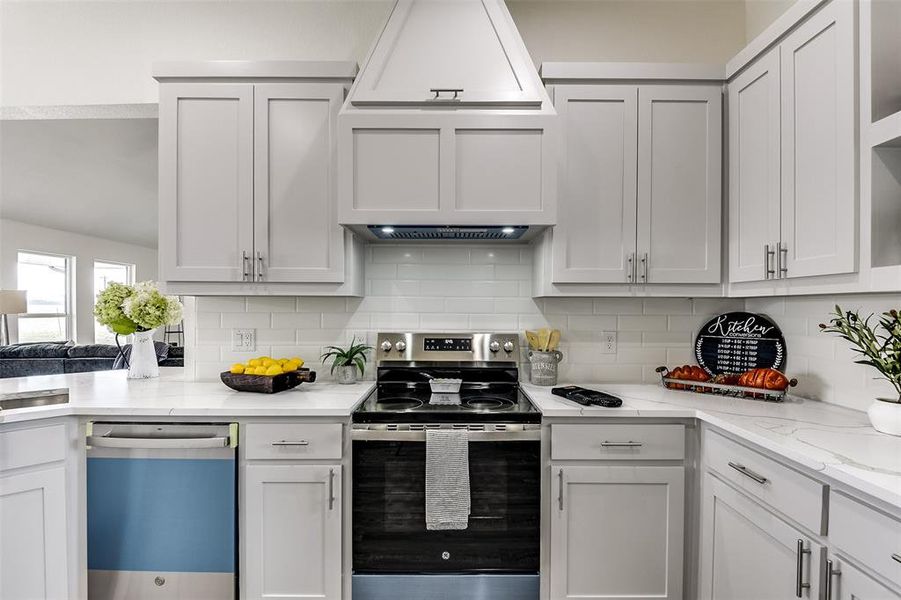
top-left (220, 368), bottom-right (316, 394)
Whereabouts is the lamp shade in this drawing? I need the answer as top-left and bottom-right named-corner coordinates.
top-left (0, 290), bottom-right (27, 314)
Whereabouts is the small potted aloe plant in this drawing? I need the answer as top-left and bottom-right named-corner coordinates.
top-left (321, 337), bottom-right (372, 384)
top-left (820, 306), bottom-right (901, 435)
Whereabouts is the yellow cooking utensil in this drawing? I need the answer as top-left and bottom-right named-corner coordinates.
top-left (547, 329), bottom-right (561, 352)
top-left (525, 330), bottom-right (540, 350)
top-left (538, 328), bottom-right (551, 352)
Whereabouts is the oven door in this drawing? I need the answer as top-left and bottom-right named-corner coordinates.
top-left (352, 430), bottom-right (540, 600)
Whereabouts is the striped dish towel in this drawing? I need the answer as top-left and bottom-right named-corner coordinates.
top-left (425, 428), bottom-right (470, 530)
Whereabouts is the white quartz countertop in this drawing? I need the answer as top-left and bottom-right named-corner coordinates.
top-left (522, 382), bottom-right (901, 508)
top-left (0, 369), bottom-right (375, 423)
top-left (2, 371), bottom-right (898, 507)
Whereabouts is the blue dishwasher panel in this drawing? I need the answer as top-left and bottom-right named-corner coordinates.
top-left (87, 457), bottom-right (235, 573)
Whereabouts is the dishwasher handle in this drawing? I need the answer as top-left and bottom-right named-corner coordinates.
top-left (86, 435), bottom-right (230, 449)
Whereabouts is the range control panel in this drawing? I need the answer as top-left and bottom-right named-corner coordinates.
top-left (376, 332), bottom-right (519, 363)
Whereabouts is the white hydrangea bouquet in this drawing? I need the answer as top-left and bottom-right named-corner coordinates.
top-left (94, 281), bottom-right (183, 379)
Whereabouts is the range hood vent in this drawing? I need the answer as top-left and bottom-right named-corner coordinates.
top-left (368, 225), bottom-right (528, 241)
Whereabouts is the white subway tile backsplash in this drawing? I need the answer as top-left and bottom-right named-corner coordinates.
top-left (187, 244), bottom-right (896, 414)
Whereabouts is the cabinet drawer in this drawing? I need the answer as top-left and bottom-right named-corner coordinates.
top-left (705, 429), bottom-right (825, 535)
top-left (244, 423), bottom-right (342, 460)
top-left (830, 491), bottom-right (901, 587)
top-left (551, 424), bottom-right (684, 460)
top-left (0, 424), bottom-right (67, 472)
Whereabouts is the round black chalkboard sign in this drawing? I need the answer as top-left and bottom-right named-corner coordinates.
top-left (695, 312), bottom-right (786, 376)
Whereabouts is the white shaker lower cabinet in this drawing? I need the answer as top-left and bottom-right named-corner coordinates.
top-left (828, 558), bottom-right (901, 600)
top-left (550, 466), bottom-right (685, 600)
top-left (244, 464), bottom-right (342, 600)
top-left (0, 422), bottom-right (72, 600)
top-left (700, 474), bottom-right (821, 600)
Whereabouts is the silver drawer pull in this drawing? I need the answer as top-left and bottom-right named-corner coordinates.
top-left (893, 553), bottom-right (901, 564)
top-left (271, 440), bottom-right (309, 447)
top-left (430, 87), bottom-right (463, 99)
top-left (600, 441), bottom-right (643, 448)
top-left (795, 539), bottom-right (811, 597)
top-left (728, 461), bottom-right (769, 484)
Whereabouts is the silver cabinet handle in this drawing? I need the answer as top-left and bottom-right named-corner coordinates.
top-left (256, 251), bottom-right (264, 281)
top-left (626, 253), bottom-right (634, 283)
top-left (242, 250), bottom-right (250, 281)
top-left (822, 555), bottom-right (841, 599)
top-left (778, 242), bottom-right (788, 278)
top-left (557, 468), bottom-right (564, 511)
top-left (795, 539), bottom-right (811, 597)
top-left (328, 468), bottom-right (335, 510)
top-left (430, 88), bottom-right (463, 99)
top-left (86, 435), bottom-right (229, 449)
top-left (600, 441), bottom-right (643, 448)
top-left (765, 244), bottom-right (776, 279)
top-left (271, 440), bottom-right (309, 447)
top-left (893, 553), bottom-right (901, 564)
top-left (639, 252), bottom-right (648, 282)
top-left (728, 461), bottom-right (769, 484)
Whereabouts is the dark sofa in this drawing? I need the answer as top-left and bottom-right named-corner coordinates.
top-left (0, 342), bottom-right (184, 379)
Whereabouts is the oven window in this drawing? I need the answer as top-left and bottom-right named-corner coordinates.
top-left (352, 440), bottom-right (540, 573)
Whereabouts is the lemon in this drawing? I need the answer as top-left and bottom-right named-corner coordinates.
top-left (265, 365), bottom-right (283, 377)
top-left (248, 358), bottom-right (261, 367)
top-left (229, 363), bottom-right (245, 374)
top-left (259, 356), bottom-right (272, 362)
top-left (283, 361), bottom-right (298, 372)
top-left (295, 359), bottom-right (304, 368)
top-left (262, 359), bottom-right (275, 368)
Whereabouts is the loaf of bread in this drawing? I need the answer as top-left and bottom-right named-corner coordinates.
top-left (668, 365), bottom-right (710, 390)
top-left (737, 368), bottom-right (790, 391)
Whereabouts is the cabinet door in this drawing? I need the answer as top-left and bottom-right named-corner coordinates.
top-left (254, 84), bottom-right (345, 282)
top-left (637, 85), bottom-right (722, 284)
top-left (159, 83), bottom-right (254, 282)
top-left (550, 465), bottom-right (684, 600)
top-left (699, 474), bottom-right (822, 600)
top-left (0, 467), bottom-right (69, 599)
top-left (551, 85), bottom-right (639, 283)
top-left (244, 465), bottom-right (341, 600)
top-left (780, 0), bottom-right (856, 279)
top-left (833, 558), bottom-right (901, 600)
top-left (728, 49), bottom-right (782, 283)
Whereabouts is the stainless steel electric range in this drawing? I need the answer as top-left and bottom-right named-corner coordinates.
top-left (351, 333), bottom-right (541, 600)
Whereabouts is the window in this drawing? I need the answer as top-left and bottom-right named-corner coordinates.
top-left (16, 251), bottom-right (74, 343)
top-left (93, 261), bottom-right (135, 344)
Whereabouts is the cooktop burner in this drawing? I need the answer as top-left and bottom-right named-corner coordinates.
top-left (461, 396), bottom-right (515, 410)
top-left (376, 398), bottom-right (424, 411)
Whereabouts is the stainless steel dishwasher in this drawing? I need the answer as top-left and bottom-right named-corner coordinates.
top-left (86, 422), bottom-right (237, 599)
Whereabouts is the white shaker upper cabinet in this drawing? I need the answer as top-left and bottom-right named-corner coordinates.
top-left (637, 85), bottom-right (723, 284)
top-left (159, 84), bottom-right (254, 282)
top-left (551, 85), bottom-right (639, 283)
top-left (728, 49), bottom-right (782, 284)
top-left (254, 84), bottom-right (345, 283)
top-left (780, 0), bottom-right (856, 279)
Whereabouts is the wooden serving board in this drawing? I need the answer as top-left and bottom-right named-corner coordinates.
top-left (220, 368), bottom-right (316, 394)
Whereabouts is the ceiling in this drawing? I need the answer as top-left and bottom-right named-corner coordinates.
top-left (0, 117), bottom-right (159, 248)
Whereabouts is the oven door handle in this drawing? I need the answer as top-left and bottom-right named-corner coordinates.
top-left (351, 429), bottom-right (541, 442)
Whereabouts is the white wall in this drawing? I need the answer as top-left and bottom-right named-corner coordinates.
top-left (0, 0), bottom-right (748, 107)
top-left (184, 244), bottom-right (743, 382)
top-left (744, 0), bottom-right (795, 40)
top-left (0, 219), bottom-right (158, 344)
top-left (747, 293), bottom-right (901, 412)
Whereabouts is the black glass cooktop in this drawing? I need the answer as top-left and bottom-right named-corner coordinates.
top-left (353, 364), bottom-right (540, 423)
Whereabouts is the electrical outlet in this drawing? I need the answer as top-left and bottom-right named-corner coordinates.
top-left (601, 331), bottom-right (617, 354)
top-left (231, 329), bottom-right (256, 352)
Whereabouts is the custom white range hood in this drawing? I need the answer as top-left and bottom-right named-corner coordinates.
top-left (337, 0), bottom-right (557, 240)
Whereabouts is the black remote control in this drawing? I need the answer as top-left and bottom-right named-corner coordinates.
top-left (551, 386), bottom-right (623, 408)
